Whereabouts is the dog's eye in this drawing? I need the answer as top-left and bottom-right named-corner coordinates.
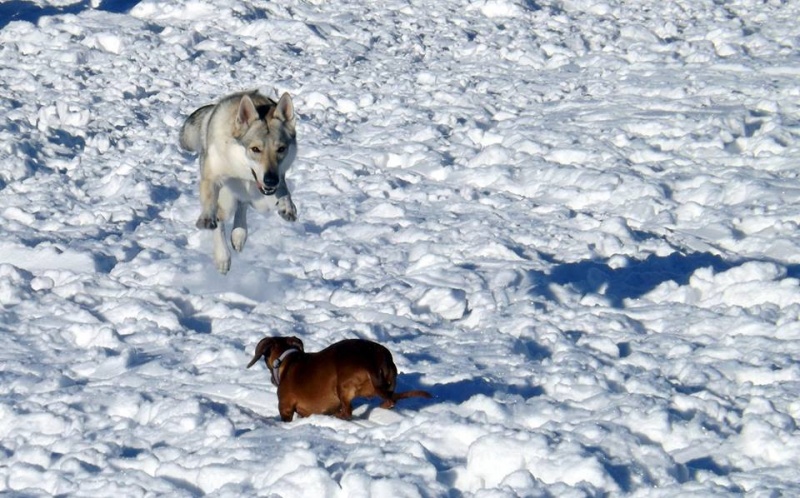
top-left (277, 146), bottom-right (287, 154)
top-left (250, 146), bottom-right (262, 154)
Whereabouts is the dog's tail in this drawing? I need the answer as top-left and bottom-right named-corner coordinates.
top-left (392, 390), bottom-right (433, 401)
top-left (179, 104), bottom-right (213, 153)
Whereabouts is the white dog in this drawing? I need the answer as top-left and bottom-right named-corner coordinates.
top-left (179, 90), bottom-right (298, 274)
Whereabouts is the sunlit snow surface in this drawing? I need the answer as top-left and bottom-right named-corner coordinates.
top-left (1, 0), bottom-right (799, 495)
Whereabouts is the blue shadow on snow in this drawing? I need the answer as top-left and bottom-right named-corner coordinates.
top-left (684, 456), bottom-right (741, 479)
top-left (399, 373), bottom-right (544, 405)
top-left (532, 251), bottom-right (735, 308)
top-left (0, 0), bottom-right (141, 29)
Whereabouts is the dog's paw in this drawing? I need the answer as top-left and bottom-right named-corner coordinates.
top-left (196, 213), bottom-right (218, 230)
top-left (231, 227), bottom-right (247, 252)
top-left (215, 256), bottom-right (231, 274)
top-left (277, 197), bottom-right (297, 222)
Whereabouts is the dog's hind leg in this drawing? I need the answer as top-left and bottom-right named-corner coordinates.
top-left (231, 201), bottom-right (248, 252)
top-left (336, 386), bottom-right (356, 420)
top-left (378, 394), bottom-right (396, 410)
top-left (369, 373), bottom-right (397, 409)
top-left (372, 358), bottom-right (398, 409)
top-left (213, 220), bottom-right (232, 274)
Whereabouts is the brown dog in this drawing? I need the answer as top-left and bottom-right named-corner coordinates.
top-left (246, 336), bottom-right (432, 421)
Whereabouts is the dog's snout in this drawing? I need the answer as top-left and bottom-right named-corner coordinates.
top-left (263, 172), bottom-right (279, 188)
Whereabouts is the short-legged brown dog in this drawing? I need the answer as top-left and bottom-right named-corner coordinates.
top-left (247, 336), bottom-right (432, 421)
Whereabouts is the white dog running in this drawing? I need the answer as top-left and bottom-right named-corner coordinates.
top-left (179, 90), bottom-right (298, 274)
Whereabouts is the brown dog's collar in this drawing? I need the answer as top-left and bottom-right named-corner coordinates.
top-left (270, 348), bottom-right (300, 387)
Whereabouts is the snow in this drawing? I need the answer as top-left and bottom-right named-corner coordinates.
top-left (1, 0), bottom-right (799, 496)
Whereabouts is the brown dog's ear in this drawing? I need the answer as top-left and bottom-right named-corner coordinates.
top-left (246, 338), bottom-right (273, 368)
top-left (287, 336), bottom-right (304, 352)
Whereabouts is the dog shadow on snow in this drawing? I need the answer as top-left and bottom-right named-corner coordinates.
top-left (388, 338), bottom-right (550, 412)
top-left (403, 374), bottom-right (544, 406)
top-left (350, 342), bottom-right (549, 416)
top-left (351, 374), bottom-right (544, 420)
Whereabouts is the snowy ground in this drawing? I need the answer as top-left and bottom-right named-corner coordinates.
top-left (2, 0), bottom-right (800, 496)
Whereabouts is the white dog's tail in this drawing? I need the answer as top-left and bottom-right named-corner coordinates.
top-left (179, 104), bottom-right (213, 153)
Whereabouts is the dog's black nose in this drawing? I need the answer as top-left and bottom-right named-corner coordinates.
top-left (263, 172), bottom-right (279, 188)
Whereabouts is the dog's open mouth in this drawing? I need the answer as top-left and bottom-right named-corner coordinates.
top-left (251, 169), bottom-right (276, 195)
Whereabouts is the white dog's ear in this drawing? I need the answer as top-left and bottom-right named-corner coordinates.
top-left (274, 92), bottom-right (295, 126)
top-left (236, 94), bottom-right (259, 133)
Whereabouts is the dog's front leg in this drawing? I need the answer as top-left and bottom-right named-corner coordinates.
top-left (231, 201), bottom-right (248, 252)
top-left (277, 196), bottom-right (297, 222)
top-left (212, 220), bottom-right (232, 274)
top-left (278, 400), bottom-right (295, 422)
top-left (197, 175), bottom-right (221, 229)
top-left (275, 179), bottom-right (297, 222)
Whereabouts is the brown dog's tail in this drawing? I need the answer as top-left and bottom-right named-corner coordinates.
top-left (392, 390), bottom-right (433, 401)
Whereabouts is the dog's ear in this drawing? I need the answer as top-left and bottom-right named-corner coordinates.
top-left (274, 93), bottom-right (295, 128)
top-left (235, 94), bottom-right (259, 133)
top-left (246, 337), bottom-right (273, 368)
top-left (287, 336), bottom-right (304, 352)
